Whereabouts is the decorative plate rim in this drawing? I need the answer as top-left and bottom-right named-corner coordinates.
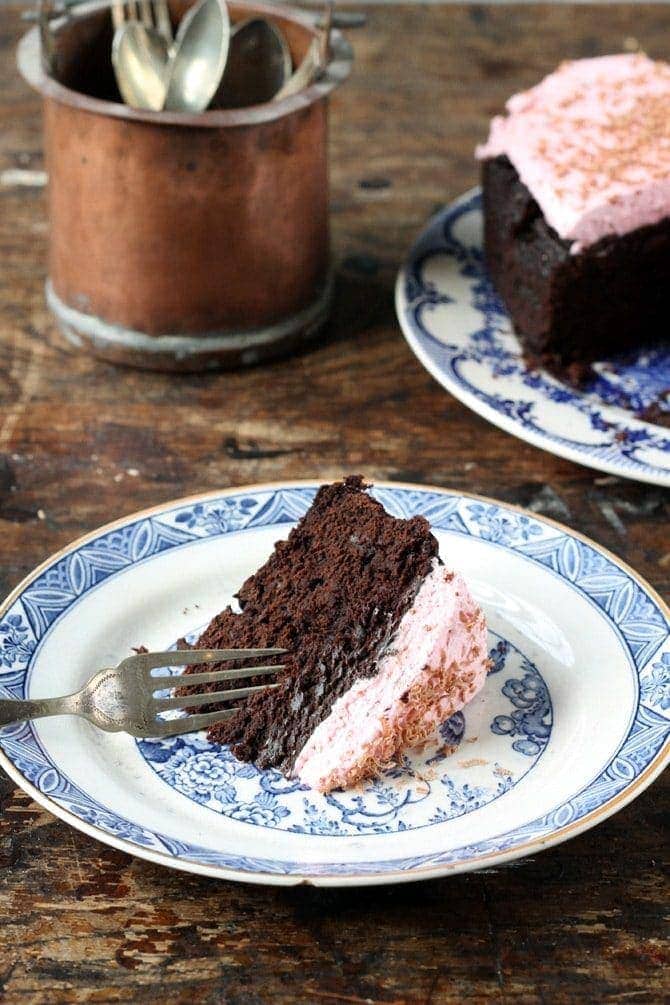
top-left (395, 188), bottom-right (670, 488)
top-left (0, 479), bottom-right (667, 887)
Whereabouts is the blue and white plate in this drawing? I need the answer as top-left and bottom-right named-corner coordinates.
top-left (0, 482), bottom-right (668, 886)
top-left (396, 190), bottom-right (670, 487)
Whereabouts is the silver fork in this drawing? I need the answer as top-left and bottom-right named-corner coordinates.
top-left (112, 0), bottom-right (173, 45)
top-left (0, 648), bottom-right (285, 738)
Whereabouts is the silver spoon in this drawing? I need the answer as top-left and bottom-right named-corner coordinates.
top-left (273, 37), bottom-right (319, 101)
top-left (274, 1), bottom-right (332, 101)
top-left (112, 20), bottom-right (170, 112)
top-left (163, 0), bottom-right (231, 113)
top-left (215, 17), bottom-right (292, 108)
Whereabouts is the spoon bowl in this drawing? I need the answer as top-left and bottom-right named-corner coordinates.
top-left (215, 18), bottom-right (292, 108)
top-left (111, 20), bottom-right (170, 111)
top-left (163, 0), bottom-right (231, 113)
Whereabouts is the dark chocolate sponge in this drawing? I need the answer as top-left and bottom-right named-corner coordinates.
top-left (180, 476), bottom-right (438, 774)
top-left (482, 154), bottom-right (670, 385)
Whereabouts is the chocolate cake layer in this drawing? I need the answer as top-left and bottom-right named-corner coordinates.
top-left (181, 477), bottom-right (439, 773)
top-left (483, 155), bottom-right (670, 384)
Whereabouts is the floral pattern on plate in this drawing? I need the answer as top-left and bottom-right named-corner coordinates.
top-left (137, 633), bottom-right (552, 836)
top-left (0, 484), bottom-right (667, 881)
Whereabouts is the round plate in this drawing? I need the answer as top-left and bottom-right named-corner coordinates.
top-left (0, 482), bottom-right (668, 886)
top-left (396, 190), bottom-right (670, 487)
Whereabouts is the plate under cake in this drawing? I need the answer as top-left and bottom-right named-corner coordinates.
top-left (0, 481), bottom-right (668, 884)
top-left (181, 476), bottom-right (489, 792)
top-left (476, 54), bottom-right (670, 383)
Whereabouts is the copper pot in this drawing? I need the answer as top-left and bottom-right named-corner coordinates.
top-left (17, 1), bottom-right (352, 371)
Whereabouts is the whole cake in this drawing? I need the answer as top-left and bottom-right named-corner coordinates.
top-left (181, 477), bottom-right (489, 792)
top-left (476, 54), bottom-right (670, 383)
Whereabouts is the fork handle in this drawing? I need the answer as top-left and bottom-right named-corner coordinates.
top-left (0, 695), bottom-right (80, 728)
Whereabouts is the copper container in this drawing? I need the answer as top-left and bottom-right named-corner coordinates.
top-left (17, 1), bottom-right (352, 371)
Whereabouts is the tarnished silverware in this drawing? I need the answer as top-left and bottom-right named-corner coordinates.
top-left (0, 648), bottom-right (286, 738)
top-left (111, 0), bottom-right (230, 113)
top-left (163, 0), bottom-right (231, 112)
top-left (274, 1), bottom-right (332, 100)
top-left (111, 1), bottom-right (174, 111)
top-left (114, 0), bottom-right (173, 44)
top-left (325, 10), bottom-right (366, 30)
top-left (216, 16), bottom-right (292, 107)
top-left (112, 17), bottom-right (170, 111)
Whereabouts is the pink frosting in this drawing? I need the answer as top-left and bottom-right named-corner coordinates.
top-left (294, 562), bottom-right (489, 793)
top-left (476, 54), bottom-right (670, 249)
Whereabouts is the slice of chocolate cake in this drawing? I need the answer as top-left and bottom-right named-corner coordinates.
top-left (476, 54), bottom-right (670, 384)
top-left (181, 477), bottom-right (489, 792)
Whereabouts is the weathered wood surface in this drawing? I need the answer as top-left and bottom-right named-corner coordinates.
top-left (0, 3), bottom-right (668, 1002)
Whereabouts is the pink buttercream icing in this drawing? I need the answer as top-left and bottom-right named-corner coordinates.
top-left (476, 54), bottom-right (670, 249)
top-left (294, 562), bottom-right (489, 793)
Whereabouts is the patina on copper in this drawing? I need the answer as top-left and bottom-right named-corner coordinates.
top-left (17, 0), bottom-right (353, 371)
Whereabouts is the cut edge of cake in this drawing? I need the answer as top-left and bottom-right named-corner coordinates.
top-left (181, 476), bottom-right (490, 793)
top-left (294, 562), bottom-right (488, 792)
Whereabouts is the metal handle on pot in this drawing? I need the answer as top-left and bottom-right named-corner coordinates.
top-left (22, 0), bottom-right (60, 76)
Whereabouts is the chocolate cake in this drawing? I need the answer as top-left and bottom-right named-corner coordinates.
top-left (476, 54), bottom-right (670, 384)
top-left (181, 477), bottom-right (489, 792)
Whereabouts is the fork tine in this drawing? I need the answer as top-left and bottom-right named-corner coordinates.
top-left (159, 664), bottom-right (284, 690)
top-left (155, 0), bottom-right (173, 42)
top-left (189, 648), bottom-right (287, 659)
top-left (139, 0), bottom-right (153, 28)
top-left (151, 709), bottom-right (238, 737)
top-left (120, 648), bottom-right (286, 674)
top-left (156, 682), bottom-right (278, 711)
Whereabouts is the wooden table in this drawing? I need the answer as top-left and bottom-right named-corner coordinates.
top-left (1, 4), bottom-right (668, 1001)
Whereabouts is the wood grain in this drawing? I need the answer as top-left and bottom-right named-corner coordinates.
top-left (0, 4), bottom-right (668, 1002)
